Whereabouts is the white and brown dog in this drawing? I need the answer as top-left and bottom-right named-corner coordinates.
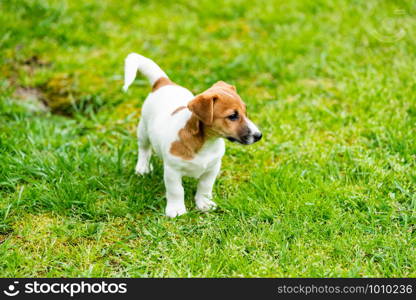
top-left (123, 53), bottom-right (262, 217)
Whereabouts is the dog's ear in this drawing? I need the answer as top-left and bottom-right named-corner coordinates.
top-left (187, 92), bottom-right (217, 125)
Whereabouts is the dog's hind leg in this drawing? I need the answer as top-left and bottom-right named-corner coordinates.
top-left (135, 120), bottom-right (153, 175)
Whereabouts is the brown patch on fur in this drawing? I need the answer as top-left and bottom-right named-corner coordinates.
top-left (171, 106), bottom-right (186, 116)
top-left (170, 114), bottom-right (207, 160)
top-left (152, 77), bottom-right (174, 92)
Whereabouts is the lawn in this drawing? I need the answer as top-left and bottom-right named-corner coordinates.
top-left (0, 0), bottom-right (415, 277)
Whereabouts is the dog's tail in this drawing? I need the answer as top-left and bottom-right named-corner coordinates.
top-left (122, 53), bottom-right (168, 92)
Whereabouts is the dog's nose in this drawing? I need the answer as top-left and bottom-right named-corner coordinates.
top-left (253, 132), bottom-right (262, 142)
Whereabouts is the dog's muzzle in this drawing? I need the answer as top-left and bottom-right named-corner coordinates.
top-left (226, 118), bottom-right (262, 145)
top-left (227, 131), bottom-right (262, 145)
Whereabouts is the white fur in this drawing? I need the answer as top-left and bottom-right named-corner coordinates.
top-left (244, 117), bottom-right (261, 145)
top-left (123, 53), bottom-right (168, 91)
top-left (124, 53), bottom-right (224, 217)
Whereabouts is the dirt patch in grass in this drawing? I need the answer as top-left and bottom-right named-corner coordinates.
top-left (37, 73), bottom-right (80, 116)
top-left (22, 55), bottom-right (51, 70)
top-left (13, 76), bottom-right (79, 116)
top-left (9, 56), bottom-right (103, 117)
top-left (13, 87), bottom-right (48, 112)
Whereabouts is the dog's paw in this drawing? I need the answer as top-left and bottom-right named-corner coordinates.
top-left (195, 197), bottom-right (217, 212)
top-left (135, 162), bottom-right (153, 175)
top-left (165, 203), bottom-right (187, 218)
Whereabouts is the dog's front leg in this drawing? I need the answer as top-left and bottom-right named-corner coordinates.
top-left (195, 161), bottom-right (221, 212)
top-left (164, 164), bottom-right (186, 218)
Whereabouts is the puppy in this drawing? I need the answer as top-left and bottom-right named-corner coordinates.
top-left (123, 53), bottom-right (262, 217)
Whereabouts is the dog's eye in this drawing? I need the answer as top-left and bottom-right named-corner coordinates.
top-left (227, 112), bottom-right (239, 121)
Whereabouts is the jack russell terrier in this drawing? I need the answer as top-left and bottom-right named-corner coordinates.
top-left (123, 53), bottom-right (262, 217)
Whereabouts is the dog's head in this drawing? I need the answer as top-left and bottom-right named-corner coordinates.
top-left (188, 81), bottom-right (262, 145)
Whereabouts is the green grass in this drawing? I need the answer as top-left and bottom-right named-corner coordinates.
top-left (0, 0), bottom-right (415, 277)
